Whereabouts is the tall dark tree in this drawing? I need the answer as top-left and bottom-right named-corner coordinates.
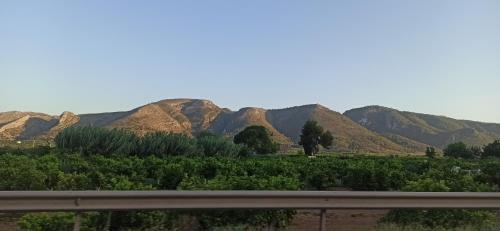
top-left (425, 147), bottom-right (437, 158)
top-left (299, 120), bottom-right (334, 156)
top-left (483, 140), bottom-right (500, 158)
top-left (233, 126), bottom-right (279, 154)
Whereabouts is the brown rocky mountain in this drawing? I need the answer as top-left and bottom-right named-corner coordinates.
top-left (344, 106), bottom-right (500, 149)
top-left (265, 104), bottom-right (413, 153)
top-left (2, 99), bottom-right (498, 154)
top-left (0, 112), bottom-right (59, 140)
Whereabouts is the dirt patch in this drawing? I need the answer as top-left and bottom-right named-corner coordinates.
top-left (288, 210), bottom-right (388, 231)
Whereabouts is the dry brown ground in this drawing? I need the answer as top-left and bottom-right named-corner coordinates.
top-left (0, 210), bottom-right (386, 231)
top-left (288, 210), bottom-right (387, 231)
top-left (1, 210), bottom-right (499, 231)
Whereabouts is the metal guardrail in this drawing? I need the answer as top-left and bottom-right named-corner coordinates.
top-left (1, 191), bottom-right (500, 231)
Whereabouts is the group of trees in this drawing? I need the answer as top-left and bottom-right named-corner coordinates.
top-left (55, 120), bottom-right (334, 157)
top-left (441, 140), bottom-right (500, 159)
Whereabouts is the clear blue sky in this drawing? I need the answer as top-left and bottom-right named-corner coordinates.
top-left (1, 0), bottom-right (499, 122)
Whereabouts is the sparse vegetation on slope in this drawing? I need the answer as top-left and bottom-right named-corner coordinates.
top-left (345, 106), bottom-right (500, 150)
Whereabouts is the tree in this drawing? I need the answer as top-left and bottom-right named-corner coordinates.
top-left (299, 121), bottom-right (334, 156)
top-left (233, 126), bottom-right (279, 154)
top-left (197, 134), bottom-right (241, 157)
top-left (483, 140), bottom-right (500, 158)
top-left (443, 142), bottom-right (478, 159)
top-left (425, 147), bottom-right (437, 158)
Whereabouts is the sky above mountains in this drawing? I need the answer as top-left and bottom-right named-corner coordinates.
top-left (1, 0), bottom-right (499, 122)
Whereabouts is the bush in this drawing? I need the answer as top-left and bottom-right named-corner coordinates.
top-left (179, 175), bottom-right (299, 229)
top-left (196, 135), bottom-right (241, 157)
top-left (19, 213), bottom-right (76, 231)
top-left (0, 154), bottom-right (46, 190)
top-left (380, 177), bottom-right (496, 230)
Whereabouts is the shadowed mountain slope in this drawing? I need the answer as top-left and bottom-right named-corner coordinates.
top-left (344, 106), bottom-right (500, 149)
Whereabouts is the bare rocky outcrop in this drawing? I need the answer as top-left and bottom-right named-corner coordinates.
top-left (43, 112), bottom-right (81, 139)
top-left (0, 114), bottom-right (58, 140)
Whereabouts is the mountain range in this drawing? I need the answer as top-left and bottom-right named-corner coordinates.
top-left (1, 99), bottom-right (499, 154)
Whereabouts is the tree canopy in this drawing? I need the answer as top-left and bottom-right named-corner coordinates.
top-left (233, 126), bottom-right (279, 154)
top-left (483, 140), bottom-right (500, 158)
top-left (298, 120), bottom-right (333, 156)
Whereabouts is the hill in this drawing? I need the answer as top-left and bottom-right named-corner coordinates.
top-left (2, 99), bottom-right (498, 154)
top-left (344, 106), bottom-right (500, 149)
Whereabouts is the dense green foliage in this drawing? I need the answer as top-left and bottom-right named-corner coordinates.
top-left (19, 213), bottom-right (76, 231)
top-left (444, 141), bottom-right (500, 159)
top-left (299, 120), bottom-right (333, 155)
top-left (196, 133), bottom-right (243, 157)
top-left (443, 142), bottom-right (478, 159)
top-left (1, 149), bottom-right (500, 230)
top-left (55, 127), bottom-right (139, 156)
top-left (55, 127), bottom-right (244, 158)
top-left (138, 132), bottom-right (199, 157)
top-left (5, 127), bottom-right (500, 230)
top-left (483, 140), bottom-right (500, 158)
top-left (233, 125), bottom-right (279, 154)
top-left (380, 174), bottom-right (495, 230)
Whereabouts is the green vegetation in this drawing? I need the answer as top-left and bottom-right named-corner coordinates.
top-left (55, 127), bottom-right (244, 158)
top-left (1, 126), bottom-right (500, 230)
top-left (1, 150), bottom-right (499, 230)
top-left (299, 120), bottom-right (333, 156)
top-left (233, 125), bottom-right (279, 154)
top-left (443, 141), bottom-right (500, 159)
top-left (483, 140), bottom-right (500, 158)
top-left (55, 127), bottom-right (139, 156)
top-left (425, 147), bottom-right (437, 158)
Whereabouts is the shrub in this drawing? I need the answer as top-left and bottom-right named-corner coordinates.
top-left (380, 177), bottom-right (496, 230)
top-left (0, 154), bottom-right (46, 190)
top-left (19, 213), bottom-right (76, 231)
top-left (196, 135), bottom-right (241, 157)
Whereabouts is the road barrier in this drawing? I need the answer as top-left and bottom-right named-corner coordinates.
top-left (2, 191), bottom-right (500, 231)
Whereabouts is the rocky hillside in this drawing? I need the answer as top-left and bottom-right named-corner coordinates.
top-left (344, 106), bottom-right (500, 149)
top-left (265, 104), bottom-right (413, 153)
top-left (2, 99), bottom-right (498, 154)
top-left (0, 112), bottom-right (58, 140)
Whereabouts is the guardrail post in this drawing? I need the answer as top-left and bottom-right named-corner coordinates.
top-left (319, 209), bottom-right (327, 231)
top-left (73, 212), bottom-right (81, 231)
